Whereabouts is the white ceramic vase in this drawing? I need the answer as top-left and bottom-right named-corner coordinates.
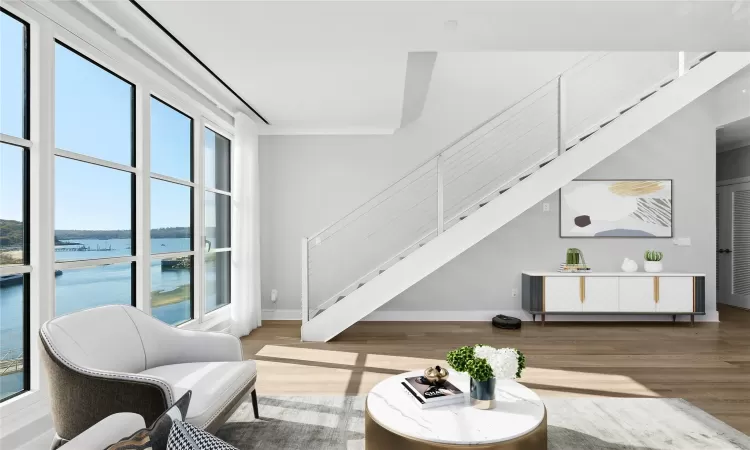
top-left (643, 261), bottom-right (663, 273)
top-left (621, 258), bottom-right (638, 273)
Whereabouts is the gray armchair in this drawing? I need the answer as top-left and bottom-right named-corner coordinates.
top-left (39, 305), bottom-right (258, 447)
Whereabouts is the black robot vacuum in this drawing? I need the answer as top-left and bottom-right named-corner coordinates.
top-left (492, 314), bottom-right (522, 330)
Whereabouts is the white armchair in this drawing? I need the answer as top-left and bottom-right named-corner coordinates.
top-left (39, 305), bottom-right (258, 447)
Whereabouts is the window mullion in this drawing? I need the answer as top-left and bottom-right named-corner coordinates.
top-left (31, 20), bottom-right (56, 393)
top-left (137, 86), bottom-right (151, 316)
top-left (195, 122), bottom-right (206, 324)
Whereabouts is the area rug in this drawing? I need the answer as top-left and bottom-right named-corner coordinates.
top-left (217, 395), bottom-right (750, 450)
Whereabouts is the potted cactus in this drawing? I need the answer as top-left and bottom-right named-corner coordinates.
top-left (644, 250), bottom-right (664, 273)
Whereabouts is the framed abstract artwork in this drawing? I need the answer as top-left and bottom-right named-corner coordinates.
top-left (560, 179), bottom-right (673, 238)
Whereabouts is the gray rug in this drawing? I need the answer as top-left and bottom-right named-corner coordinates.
top-left (217, 395), bottom-right (750, 450)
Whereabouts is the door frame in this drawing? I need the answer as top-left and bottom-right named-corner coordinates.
top-left (716, 178), bottom-right (750, 309)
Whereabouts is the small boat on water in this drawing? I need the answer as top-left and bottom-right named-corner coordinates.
top-left (0, 274), bottom-right (23, 287)
top-left (2, 271), bottom-right (63, 286)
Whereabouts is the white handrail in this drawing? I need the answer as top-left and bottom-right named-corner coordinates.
top-left (305, 53), bottom-right (602, 242)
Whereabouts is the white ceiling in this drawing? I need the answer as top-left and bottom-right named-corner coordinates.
top-left (129, 1), bottom-right (750, 133)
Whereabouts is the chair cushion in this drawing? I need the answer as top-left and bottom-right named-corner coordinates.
top-left (42, 305), bottom-right (147, 373)
top-left (140, 361), bottom-right (256, 429)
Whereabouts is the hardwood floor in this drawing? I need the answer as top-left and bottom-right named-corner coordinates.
top-left (241, 304), bottom-right (750, 434)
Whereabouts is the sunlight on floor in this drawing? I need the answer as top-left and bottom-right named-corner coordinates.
top-left (256, 345), bottom-right (360, 365)
top-left (364, 353), bottom-right (445, 371)
top-left (522, 367), bottom-right (660, 398)
top-left (254, 346), bottom-right (660, 398)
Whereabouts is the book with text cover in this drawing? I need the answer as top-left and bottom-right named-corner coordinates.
top-left (401, 376), bottom-right (464, 409)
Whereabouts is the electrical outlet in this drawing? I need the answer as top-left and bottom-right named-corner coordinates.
top-left (270, 289), bottom-right (278, 303)
top-left (543, 203), bottom-right (550, 212)
top-left (511, 288), bottom-right (518, 298)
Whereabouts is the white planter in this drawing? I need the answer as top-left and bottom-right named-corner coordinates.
top-left (643, 261), bottom-right (663, 273)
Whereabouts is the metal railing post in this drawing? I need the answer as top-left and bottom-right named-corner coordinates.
top-left (301, 237), bottom-right (309, 324)
top-left (557, 75), bottom-right (566, 156)
top-left (678, 52), bottom-right (686, 77)
top-left (437, 155), bottom-right (444, 234)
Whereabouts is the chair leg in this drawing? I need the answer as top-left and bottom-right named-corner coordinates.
top-left (251, 388), bottom-right (260, 419)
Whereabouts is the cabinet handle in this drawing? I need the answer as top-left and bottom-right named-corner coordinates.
top-left (580, 277), bottom-right (585, 303)
top-left (654, 277), bottom-right (659, 303)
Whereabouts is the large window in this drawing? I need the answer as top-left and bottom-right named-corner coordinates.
top-left (0, 5), bottom-right (241, 407)
top-left (150, 97), bottom-right (193, 325)
top-left (0, 8), bottom-right (30, 402)
top-left (204, 129), bottom-right (231, 313)
top-left (53, 41), bottom-right (136, 316)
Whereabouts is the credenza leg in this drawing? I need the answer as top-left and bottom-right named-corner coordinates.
top-left (691, 315), bottom-right (695, 327)
top-left (532, 314), bottom-right (536, 322)
top-left (672, 314), bottom-right (676, 323)
top-left (541, 314), bottom-right (545, 327)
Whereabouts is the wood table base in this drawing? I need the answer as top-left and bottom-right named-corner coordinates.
top-left (365, 405), bottom-right (547, 450)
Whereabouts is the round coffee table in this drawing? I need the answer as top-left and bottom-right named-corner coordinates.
top-left (365, 370), bottom-right (547, 449)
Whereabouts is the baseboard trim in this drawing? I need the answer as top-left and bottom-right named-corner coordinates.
top-left (263, 309), bottom-right (720, 322)
top-left (363, 310), bottom-right (527, 321)
top-left (263, 309), bottom-right (302, 320)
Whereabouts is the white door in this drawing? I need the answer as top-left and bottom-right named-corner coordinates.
top-left (544, 277), bottom-right (582, 312)
top-left (618, 277), bottom-right (657, 312)
top-left (718, 182), bottom-right (750, 309)
top-left (656, 277), bottom-right (694, 312)
top-left (582, 277), bottom-right (619, 312)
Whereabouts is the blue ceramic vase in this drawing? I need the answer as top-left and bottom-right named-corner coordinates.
top-left (470, 377), bottom-right (496, 410)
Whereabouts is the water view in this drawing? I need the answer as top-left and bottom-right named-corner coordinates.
top-left (0, 236), bottom-right (226, 400)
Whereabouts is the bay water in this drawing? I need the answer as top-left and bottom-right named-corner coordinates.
top-left (0, 237), bottom-right (221, 399)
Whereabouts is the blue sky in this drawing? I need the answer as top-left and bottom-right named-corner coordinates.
top-left (1, 12), bottom-right (196, 232)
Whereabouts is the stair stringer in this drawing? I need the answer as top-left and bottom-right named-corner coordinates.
top-left (301, 52), bottom-right (750, 342)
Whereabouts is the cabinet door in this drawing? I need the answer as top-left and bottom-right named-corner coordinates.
top-left (582, 277), bottom-right (619, 312)
top-left (618, 277), bottom-right (657, 312)
top-left (656, 277), bottom-right (694, 312)
top-left (544, 277), bottom-right (582, 312)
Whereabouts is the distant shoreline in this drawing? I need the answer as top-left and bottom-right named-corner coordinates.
top-left (152, 284), bottom-right (190, 308)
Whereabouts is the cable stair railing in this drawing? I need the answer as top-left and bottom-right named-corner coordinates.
top-left (302, 51), bottom-right (716, 322)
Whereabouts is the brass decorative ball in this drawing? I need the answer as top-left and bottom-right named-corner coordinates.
top-left (424, 365), bottom-right (449, 385)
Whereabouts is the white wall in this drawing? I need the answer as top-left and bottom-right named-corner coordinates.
top-left (385, 99), bottom-right (717, 316)
top-left (717, 145), bottom-right (750, 181)
top-left (259, 56), bottom-right (719, 318)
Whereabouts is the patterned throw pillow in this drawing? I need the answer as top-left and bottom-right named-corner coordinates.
top-left (105, 391), bottom-right (192, 450)
top-left (167, 420), bottom-right (237, 450)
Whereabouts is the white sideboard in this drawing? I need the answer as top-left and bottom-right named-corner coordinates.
top-left (521, 272), bottom-right (706, 325)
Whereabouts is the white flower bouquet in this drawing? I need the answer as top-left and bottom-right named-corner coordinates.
top-left (446, 345), bottom-right (526, 382)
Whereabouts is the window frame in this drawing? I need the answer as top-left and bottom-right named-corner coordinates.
top-left (149, 94), bottom-right (195, 326)
top-left (52, 38), bottom-right (138, 316)
top-left (202, 123), bottom-right (233, 315)
top-left (0, 1), bottom-right (238, 415)
top-left (0, 6), bottom-right (32, 404)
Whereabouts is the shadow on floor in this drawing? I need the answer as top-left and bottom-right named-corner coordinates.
top-left (549, 426), bottom-right (659, 450)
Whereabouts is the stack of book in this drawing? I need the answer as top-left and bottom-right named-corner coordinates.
top-left (558, 263), bottom-right (592, 273)
top-left (401, 375), bottom-right (465, 409)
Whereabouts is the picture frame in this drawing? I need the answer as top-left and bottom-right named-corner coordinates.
top-left (559, 179), bottom-right (673, 238)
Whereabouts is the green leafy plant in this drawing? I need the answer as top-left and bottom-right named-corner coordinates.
top-left (466, 357), bottom-right (494, 382)
top-left (566, 248), bottom-right (584, 265)
top-left (446, 345), bottom-right (526, 381)
top-left (446, 346), bottom-right (476, 372)
top-left (516, 350), bottom-right (526, 378)
top-left (644, 250), bottom-right (663, 262)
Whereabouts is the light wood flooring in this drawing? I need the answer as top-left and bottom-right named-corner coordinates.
top-left (241, 304), bottom-right (750, 434)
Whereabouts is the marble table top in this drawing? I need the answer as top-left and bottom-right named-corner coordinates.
top-left (366, 370), bottom-right (546, 445)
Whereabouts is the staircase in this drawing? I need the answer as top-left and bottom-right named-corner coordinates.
top-left (301, 51), bottom-right (750, 342)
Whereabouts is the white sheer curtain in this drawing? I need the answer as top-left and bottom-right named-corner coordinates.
top-left (231, 112), bottom-right (262, 337)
